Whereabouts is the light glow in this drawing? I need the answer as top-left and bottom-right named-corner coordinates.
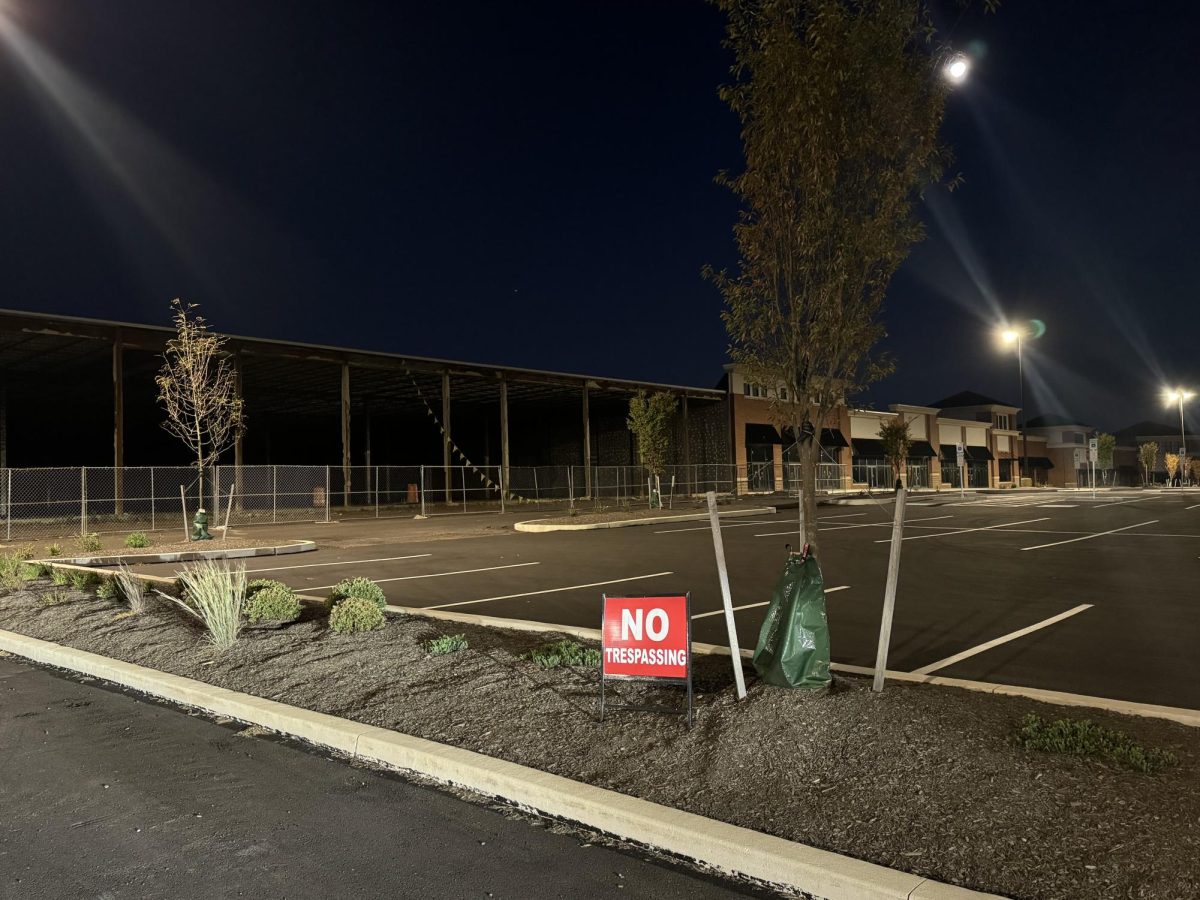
top-left (944, 54), bottom-right (970, 84)
top-left (1164, 388), bottom-right (1195, 404)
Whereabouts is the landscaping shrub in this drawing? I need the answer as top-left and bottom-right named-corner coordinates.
top-left (50, 568), bottom-right (71, 586)
top-left (327, 577), bottom-right (387, 611)
top-left (522, 639), bottom-right (601, 669)
top-left (46, 544), bottom-right (62, 558)
top-left (1016, 713), bottom-right (1177, 773)
top-left (116, 563), bottom-right (147, 614)
top-left (96, 577), bottom-right (118, 600)
top-left (424, 633), bottom-right (469, 656)
top-left (159, 559), bottom-right (246, 650)
top-left (38, 590), bottom-right (70, 607)
top-left (246, 578), bottom-right (286, 598)
top-left (0, 554), bottom-right (28, 591)
top-left (24, 562), bottom-right (49, 578)
top-left (124, 531), bottom-right (150, 549)
top-left (77, 533), bottom-right (102, 554)
top-left (68, 569), bottom-right (96, 590)
top-left (245, 582), bottom-right (302, 625)
top-left (328, 595), bottom-right (385, 634)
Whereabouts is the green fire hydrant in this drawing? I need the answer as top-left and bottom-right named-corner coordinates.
top-left (191, 508), bottom-right (213, 541)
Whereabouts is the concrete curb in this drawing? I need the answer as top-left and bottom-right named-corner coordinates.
top-left (0, 628), bottom-right (1002, 900)
top-left (46, 540), bottom-right (316, 568)
top-left (514, 507), bottom-right (776, 532)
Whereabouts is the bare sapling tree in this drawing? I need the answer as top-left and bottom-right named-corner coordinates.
top-left (878, 418), bottom-right (912, 491)
top-left (1138, 441), bottom-right (1159, 486)
top-left (627, 390), bottom-right (678, 508)
top-left (156, 300), bottom-right (245, 510)
top-left (706, 0), bottom-right (981, 551)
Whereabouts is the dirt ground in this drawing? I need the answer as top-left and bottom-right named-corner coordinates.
top-left (1, 578), bottom-right (1197, 900)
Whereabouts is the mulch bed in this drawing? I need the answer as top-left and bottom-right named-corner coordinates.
top-left (1, 578), bottom-right (1197, 900)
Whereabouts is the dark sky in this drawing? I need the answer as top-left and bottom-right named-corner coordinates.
top-left (1, 1), bottom-right (1197, 433)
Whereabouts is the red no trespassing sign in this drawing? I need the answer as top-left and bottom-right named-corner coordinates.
top-left (601, 595), bottom-right (690, 680)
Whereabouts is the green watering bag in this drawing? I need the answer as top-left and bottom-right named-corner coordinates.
top-left (752, 551), bottom-right (831, 690)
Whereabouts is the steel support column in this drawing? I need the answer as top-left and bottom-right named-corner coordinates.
top-left (341, 363), bottom-right (351, 508)
top-left (500, 377), bottom-right (510, 492)
top-left (582, 384), bottom-right (592, 498)
top-left (113, 333), bottom-right (124, 516)
top-left (442, 372), bottom-right (452, 504)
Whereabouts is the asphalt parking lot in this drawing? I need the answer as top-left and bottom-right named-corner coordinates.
top-left (146, 490), bottom-right (1200, 710)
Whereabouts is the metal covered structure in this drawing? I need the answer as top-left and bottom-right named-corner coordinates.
top-left (0, 309), bottom-right (730, 502)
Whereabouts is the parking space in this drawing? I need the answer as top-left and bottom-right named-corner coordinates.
top-left (138, 491), bottom-right (1200, 709)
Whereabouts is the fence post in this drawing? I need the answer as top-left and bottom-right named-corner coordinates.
top-left (214, 466), bottom-right (221, 525)
top-left (420, 465), bottom-right (426, 517)
top-left (499, 470), bottom-right (505, 515)
top-left (375, 466), bottom-right (380, 518)
top-left (568, 466), bottom-right (574, 510)
top-left (5, 469), bottom-right (10, 541)
top-left (272, 465), bottom-right (278, 524)
top-left (81, 467), bottom-right (87, 535)
top-left (324, 466), bottom-right (330, 523)
top-left (150, 468), bottom-right (156, 532)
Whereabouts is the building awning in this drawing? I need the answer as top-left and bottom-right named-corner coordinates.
top-left (967, 445), bottom-right (994, 461)
top-left (851, 438), bottom-right (887, 457)
top-left (820, 428), bottom-right (848, 448)
top-left (745, 423), bottom-right (782, 445)
top-left (780, 426), bottom-right (849, 448)
top-left (907, 441), bottom-right (936, 458)
top-left (1022, 456), bottom-right (1055, 469)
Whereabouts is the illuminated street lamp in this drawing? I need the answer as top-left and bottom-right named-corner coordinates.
top-left (944, 53), bottom-right (970, 85)
top-left (1163, 387), bottom-right (1195, 474)
top-left (1001, 327), bottom-right (1026, 484)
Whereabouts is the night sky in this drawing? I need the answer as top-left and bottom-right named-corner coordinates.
top-left (1, 1), bottom-right (1197, 432)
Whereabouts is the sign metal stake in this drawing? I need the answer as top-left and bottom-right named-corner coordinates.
top-left (706, 491), bottom-right (747, 700)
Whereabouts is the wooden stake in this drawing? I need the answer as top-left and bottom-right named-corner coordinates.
top-left (707, 491), bottom-right (747, 700)
top-left (872, 487), bottom-right (907, 692)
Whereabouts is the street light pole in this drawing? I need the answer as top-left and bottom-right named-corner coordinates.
top-left (1016, 332), bottom-right (1025, 486)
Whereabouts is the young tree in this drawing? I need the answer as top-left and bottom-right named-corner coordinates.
top-left (1138, 441), bottom-right (1159, 486)
top-left (627, 391), bottom-right (678, 507)
top-left (156, 300), bottom-right (245, 508)
top-left (706, 0), bottom-right (977, 550)
top-left (1095, 432), bottom-right (1115, 485)
top-left (1164, 452), bottom-right (1180, 486)
top-left (878, 418), bottom-right (912, 490)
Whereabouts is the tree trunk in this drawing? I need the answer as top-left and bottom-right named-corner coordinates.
top-left (798, 436), bottom-right (820, 555)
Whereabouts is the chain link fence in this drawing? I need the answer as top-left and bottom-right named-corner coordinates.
top-left (0, 462), bottom-right (865, 542)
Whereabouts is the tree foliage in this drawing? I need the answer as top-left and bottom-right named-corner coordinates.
top-left (156, 300), bottom-right (244, 505)
top-left (1164, 452), bottom-right (1180, 480)
top-left (1138, 441), bottom-right (1159, 485)
top-left (878, 417), bottom-right (912, 483)
top-left (1095, 433), bottom-right (1115, 472)
top-left (706, 0), bottom-right (969, 547)
top-left (627, 390), bottom-right (678, 478)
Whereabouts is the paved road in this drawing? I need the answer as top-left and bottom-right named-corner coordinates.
top-left (160, 490), bottom-right (1200, 710)
top-left (0, 657), bottom-right (765, 900)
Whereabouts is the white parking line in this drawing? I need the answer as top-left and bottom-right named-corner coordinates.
top-left (652, 520), bottom-right (781, 534)
top-left (245, 553), bottom-right (433, 574)
top-left (312, 561), bottom-right (540, 591)
top-left (755, 515), bottom-right (953, 537)
top-left (1020, 521), bottom-right (1158, 551)
top-left (1037, 504), bottom-right (1077, 509)
top-left (874, 517), bottom-right (1049, 543)
top-left (1095, 497), bottom-right (1151, 509)
top-left (1187, 504), bottom-right (1200, 511)
top-left (424, 571), bottom-right (674, 610)
top-left (911, 604), bottom-right (1093, 675)
top-left (690, 585), bottom-right (850, 619)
